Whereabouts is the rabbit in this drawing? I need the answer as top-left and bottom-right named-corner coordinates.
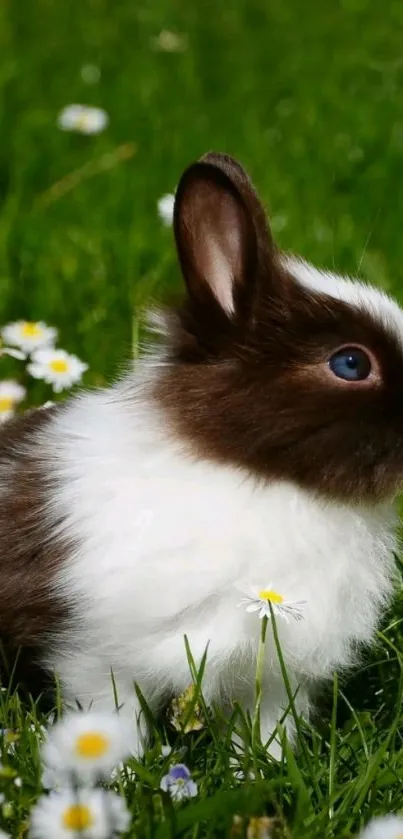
top-left (0, 151), bottom-right (401, 759)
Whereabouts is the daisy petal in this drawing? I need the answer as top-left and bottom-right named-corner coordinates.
top-left (245, 603), bottom-right (261, 613)
top-left (2, 347), bottom-right (26, 360)
top-left (41, 710), bottom-right (134, 784)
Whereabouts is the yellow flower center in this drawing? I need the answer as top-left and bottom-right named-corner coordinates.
top-left (49, 359), bottom-right (69, 374)
top-left (62, 804), bottom-right (94, 830)
top-left (75, 731), bottom-right (110, 759)
top-left (258, 589), bottom-right (283, 604)
top-left (21, 322), bottom-right (42, 338)
top-left (0, 397), bottom-right (14, 413)
top-left (77, 113), bottom-right (90, 130)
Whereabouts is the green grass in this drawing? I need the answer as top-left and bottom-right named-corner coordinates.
top-left (1, 597), bottom-right (403, 838)
top-left (1, 0), bottom-right (403, 836)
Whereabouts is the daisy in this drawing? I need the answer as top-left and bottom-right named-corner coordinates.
top-left (357, 814), bottom-right (403, 839)
top-left (41, 710), bottom-right (134, 784)
top-left (29, 789), bottom-right (130, 839)
top-left (0, 380), bottom-right (26, 422)
top-left (157, 193), bottom-right (175, 226)
top-left (1, 321), bottom-right (57, 354)
top-left (57, 105), bottom-right (108, 135)
top-left (237, 584), bottom-right (306, 622)
top-left (160, 764), bottom-right (198, 801)
top-left (27, 348), bottom-right (88, 392)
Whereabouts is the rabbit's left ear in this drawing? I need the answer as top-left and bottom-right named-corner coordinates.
top-left (173, 152), bottom-right (274, 318)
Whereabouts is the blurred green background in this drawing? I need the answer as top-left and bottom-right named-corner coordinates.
top-left (1, 0), bottom-right (403, 388)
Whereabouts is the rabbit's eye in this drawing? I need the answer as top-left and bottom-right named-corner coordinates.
top-left (329, 347), bottom-right (372, 381)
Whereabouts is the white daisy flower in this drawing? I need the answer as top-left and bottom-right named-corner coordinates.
top-left (29, 788), bottom-right (130, 839)
top-left (237, 584), bottom-right (306, 622)
top-left (1, 321), bottom-right (57, 354)
top-left (57, 105), bottom-right (108, 135)
top-left (41, 710), bottom-right (134, 783)
top-left (27, 348), bottom-right (88, 393)
top-left (157, 193), bottom-right (175, 226)
top-left (0, 380), bottom-right (26, 422)
top-left (357, 814), bottom-right (403, 839)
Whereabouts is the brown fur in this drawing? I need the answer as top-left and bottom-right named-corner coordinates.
top-left (0, 406), bottom-right (72, 701)
top-left (153, 153), bottom-right (403, 502)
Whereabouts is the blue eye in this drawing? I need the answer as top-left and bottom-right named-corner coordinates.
top-left (329, 347), bottom-right (372, 381)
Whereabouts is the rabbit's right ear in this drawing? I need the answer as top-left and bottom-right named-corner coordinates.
top-left (173, 153), bottom-right (275, 320)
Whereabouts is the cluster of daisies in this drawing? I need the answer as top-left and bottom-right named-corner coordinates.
top-left (0, 710), bottom-right (198, 838)
top-left (0, 708), bottom-right (402, 839)
top-left (0, 320), bottom-right (88, 422)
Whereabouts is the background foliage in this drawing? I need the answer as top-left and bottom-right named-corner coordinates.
top-left (2, 0), bottom-right (403, 383)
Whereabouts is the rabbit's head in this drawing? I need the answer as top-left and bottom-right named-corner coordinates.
top-left (151, 152), bottom-right (403, 504)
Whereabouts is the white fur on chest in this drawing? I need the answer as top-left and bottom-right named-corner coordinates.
top-left (41, 383), bottom-right (398, 705)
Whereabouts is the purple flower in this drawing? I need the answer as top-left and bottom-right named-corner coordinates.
top-left (160, 764), bottom-right (198, 801)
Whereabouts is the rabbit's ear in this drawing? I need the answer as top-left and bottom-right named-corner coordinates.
top-left (173, 153), bottom-right (274, 318)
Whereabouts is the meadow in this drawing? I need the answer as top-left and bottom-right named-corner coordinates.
top-left (1, 0), bottom-right (403, 836)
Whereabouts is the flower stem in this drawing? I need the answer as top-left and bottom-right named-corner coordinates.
top-left (252, 614), bottom-right (269, 748)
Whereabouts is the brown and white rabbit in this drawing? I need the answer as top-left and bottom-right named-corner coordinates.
top-left (0, 152), bottom-right (401, 758)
